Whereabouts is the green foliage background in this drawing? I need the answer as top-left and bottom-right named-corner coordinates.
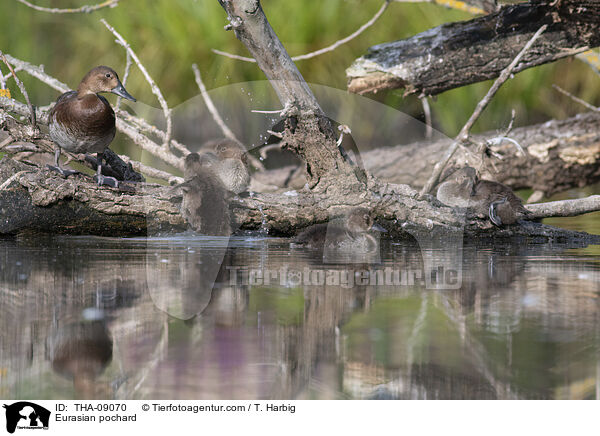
top-left (2, 0), bottom-right (599, 136)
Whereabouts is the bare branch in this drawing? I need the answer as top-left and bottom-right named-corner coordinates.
top-left (192, 64), bottom-right (240, 144)
top-left (116, 51), bottom-right (132, 111)
top-left (118, 154), bottom-right (183, 185)
top-left (0, 51), bottom-right (36, 128)
top-left (15, 0), bottom-right (120, 14)
top-left (213, 0), bottom-right (391, 63)
top-left (526, 195), bottom-right (600, 219)
top-left (101, 19), bottom-right (173, 149)
top-left (290, 0), bottom-right (390, 61)
top-left (420, 24), bottom-right (548, 197)
top-left (2, 54), bottom-right (69, 93)
top-left (420, 96), bottom-right (433, 140)
top-left (552, 84), bottom-right (599, 112)
top-left (191, 63), bottom-right (265, 171)
top-left (211, 49), bottom-right (254, 63)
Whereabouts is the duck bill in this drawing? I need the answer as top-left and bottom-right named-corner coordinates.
top-left (371, 223), bottom-right (388, 233)
top-left (111, 82), bottom-right (136, 102)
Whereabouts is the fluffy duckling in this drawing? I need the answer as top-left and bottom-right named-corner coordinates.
top-left (180, 152), bottom-right (231, 236)
top-left (200, 138), bottom-right (250, 194)
top-left (48, 66), bottom-right (136, 187)
top-left (436, 167), bottom-right (529, 226)
top-left (293, 207), bottom-right (387, 252)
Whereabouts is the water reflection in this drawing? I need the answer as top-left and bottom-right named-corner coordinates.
top-left (0, 235), bottom-right (598, 400)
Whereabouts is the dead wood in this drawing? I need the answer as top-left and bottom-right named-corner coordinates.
top-left (347, 0), bottom-right (600, 95)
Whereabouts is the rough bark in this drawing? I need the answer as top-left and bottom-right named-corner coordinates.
top-left (2, 156), bottom-right (600, 244)
top-left (217, 0), bottom-right (364, 188)
top-left (0, 158), bottom-right (185, 236)
top-left (361, 111), bottom-right (600, 197)
top-left (347, 0), bottom-right (600, 95)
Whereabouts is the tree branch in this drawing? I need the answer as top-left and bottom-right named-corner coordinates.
top-left (213, 0), bottom-right (391, 63)
top-left (347, 0), bottom-right (600, 95)
top-left (526, 196), bottom-right (600, 219)
top-left (15, 0), bottom-right (120, 14)
top-left (217, 0), bottom-right (361, 187)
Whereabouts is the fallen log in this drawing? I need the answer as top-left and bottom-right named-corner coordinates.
top-left (347, 0), bottom-right (600, 95)
top-left (2, 156), bottom-right (600, 244)
top-left (256, 111), bottom-right (600, 198)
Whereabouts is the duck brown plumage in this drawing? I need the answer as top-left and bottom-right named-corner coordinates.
top-left (436, 166), bottom-right (530, 226)
top-left (48, 66), bottom-right (135, 187)
top-left (180, 152), bottom-right (232, 236)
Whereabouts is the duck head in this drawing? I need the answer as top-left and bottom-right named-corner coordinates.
top-left (77, 66), bottom-right (136, 102)
top-left (447, 166), bottom-right (476, 191)
top-left (215, 139), bottom-right (248, 164)
top-left (184, 152), bottom-right (219, 180)
top-left (346, 207), bottom-right (387, 233)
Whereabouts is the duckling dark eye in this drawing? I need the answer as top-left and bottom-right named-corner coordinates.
top-left (105, 73), bottom-right (112, 78)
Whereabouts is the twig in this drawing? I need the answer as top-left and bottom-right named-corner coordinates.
top-left (192, 64), bottom-right (240, 144)
top-left (15, 0), bottom-right (120, 14)
top-left (1, 54), bottom-right (68, 93)
top-left (0, 51), bottom-right (36, 128)
top-left (552, 84), bottom-right (600, 112)
top-left (213, 0), bottom-right (391, 63)
top-left (0, 135), bottom-right (14, 149)
top-left (251, 109), bottom-right (283, 114)
top-left (118, 154), bottom-right (183, 185)
top-left (115, 51), bottom-right (132, 111)
top-left (114, 108), bottom-right (188, 156)
top-left (192, 63), bottom-right (265, 171)
top-left (419, 25), bottom-right (548, 197)
top-left (101, 19), bottom-right (173, 149)
top-left (421, 96), bottom-right (433, 139)
top-left (211, 49), bottom-right (255, 63)
top-left (0, 170), bottom-right (30, 191)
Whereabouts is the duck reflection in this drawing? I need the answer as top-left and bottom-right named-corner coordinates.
top-left (47, 311), bottom-right (113, 399)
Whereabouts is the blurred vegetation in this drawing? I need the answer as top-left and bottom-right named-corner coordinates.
top-left (1, 0), bottom-right (599, 138)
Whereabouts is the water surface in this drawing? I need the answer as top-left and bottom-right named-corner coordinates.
top-left (0, 233), bottom-right (599, 400)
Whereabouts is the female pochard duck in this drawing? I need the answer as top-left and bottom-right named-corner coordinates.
top-left (436, 166), bottom-right (530, 226)
top-left (48, 66), bottom-right (135, 187)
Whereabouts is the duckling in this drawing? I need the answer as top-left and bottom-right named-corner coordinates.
top-left (436, 166), bottom-right (529, 226)
top-left (180, 152), bottom-right (231, 236)
top-left (200, 138), bottom-right (250, 194)
top-left (293, 207), bottom-right (387, 251)
top-left (48, 66), bottom-right (136, 187)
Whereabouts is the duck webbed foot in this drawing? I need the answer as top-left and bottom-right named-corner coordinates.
top-left (93, 152), bottom-right (119, 188)
top-left (47, 165), bottom-right (79, 178)
top-left (93, 173), bottom-right (119, 188)
top-left (47, 148), bottom-right (79, 177)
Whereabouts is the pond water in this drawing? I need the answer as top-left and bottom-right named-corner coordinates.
top-left (1, 224), bottom-right (599, 401)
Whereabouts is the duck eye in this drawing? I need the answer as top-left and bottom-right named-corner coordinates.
top-left (105, 73), bottom-right (111, 78)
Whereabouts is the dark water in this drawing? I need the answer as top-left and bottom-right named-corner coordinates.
top-left (0, 232), bottom-right (599, 400)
